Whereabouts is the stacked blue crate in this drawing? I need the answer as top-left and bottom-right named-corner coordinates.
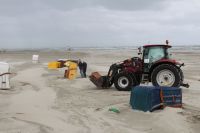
top-left (160, 87), bottom-right (182, 107)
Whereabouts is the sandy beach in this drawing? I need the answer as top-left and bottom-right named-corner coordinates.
top-left (0, 48), bottom-right (200, 133)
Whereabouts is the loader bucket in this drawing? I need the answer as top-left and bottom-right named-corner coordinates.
top-left (89, 72), bottom-right (104, 87)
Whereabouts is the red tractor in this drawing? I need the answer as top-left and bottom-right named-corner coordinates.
top-left (90, 42), bottom-right (189, 91)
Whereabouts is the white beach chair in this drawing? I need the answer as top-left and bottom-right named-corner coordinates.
top-left (0, 62), bottom-right (10, 89)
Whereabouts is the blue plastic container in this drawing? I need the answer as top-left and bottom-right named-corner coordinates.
top-left (130, 86), bottom-right (162, 112)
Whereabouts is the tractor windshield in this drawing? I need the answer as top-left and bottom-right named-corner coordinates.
top-left (144, 46), bottom-right (165, 63)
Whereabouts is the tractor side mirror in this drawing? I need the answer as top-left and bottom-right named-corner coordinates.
top-left (138, 47), bottom-right (142, 55)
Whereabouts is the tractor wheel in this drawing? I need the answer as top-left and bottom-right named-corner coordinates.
top-left (114, 73), bottom-right (136, 91)
top-left (151, 64), bottom-right (181, 87)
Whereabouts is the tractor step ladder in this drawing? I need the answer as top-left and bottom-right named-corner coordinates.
top-left (141, 74), bottom-right (149, 84)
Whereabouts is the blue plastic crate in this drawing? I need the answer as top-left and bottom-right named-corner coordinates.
top-left (130, 86), bottom-right (162, 112)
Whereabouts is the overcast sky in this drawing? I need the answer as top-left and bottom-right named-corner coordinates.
top-left (0, 0), bottom-right (200, 48)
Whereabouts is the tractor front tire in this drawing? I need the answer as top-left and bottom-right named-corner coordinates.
top-left (151, 64), bottom-right (181, 87)
top-left (114, 73), bottom-right (134, 91)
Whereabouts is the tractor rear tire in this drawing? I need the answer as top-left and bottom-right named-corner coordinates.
top-left (151, 64), bottom-right (181, 87)
top-left (114, 72), bottom-right (136, 91)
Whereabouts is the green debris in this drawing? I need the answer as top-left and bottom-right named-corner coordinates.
top-left (109, 107), bottom-right (120, 113)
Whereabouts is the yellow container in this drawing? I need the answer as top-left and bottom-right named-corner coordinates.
top-left (48, 62), bottom-right (61, 69)
top-left (65, 61), bottom-right (77, 69)
top-left (66, 69), bottom-right (77, 80)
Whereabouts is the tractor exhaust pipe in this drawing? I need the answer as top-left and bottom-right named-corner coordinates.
top-left (181, 83), bottom-right (190, 88)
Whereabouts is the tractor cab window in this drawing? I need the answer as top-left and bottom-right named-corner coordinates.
top-left (144, 47), bottom-right (165, 63)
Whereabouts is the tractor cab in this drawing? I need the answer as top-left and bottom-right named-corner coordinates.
top-left (142, 44), bottom-right (172, 73)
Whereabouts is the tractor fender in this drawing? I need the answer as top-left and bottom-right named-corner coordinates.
top-left (155, 59), bottom-right (183, 66)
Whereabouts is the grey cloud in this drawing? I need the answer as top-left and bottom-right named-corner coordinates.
top-left (92, 0), bottom-right (167, 10)
top-left (0, 0), bottom-right (200, 48)
top-left (41, 0), bottom-right (169, 11)
top-left (0, 0), bottom-right (169, 16)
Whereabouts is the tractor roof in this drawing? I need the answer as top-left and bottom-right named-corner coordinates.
top-left (143, 44), bottom-right (172, 48)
